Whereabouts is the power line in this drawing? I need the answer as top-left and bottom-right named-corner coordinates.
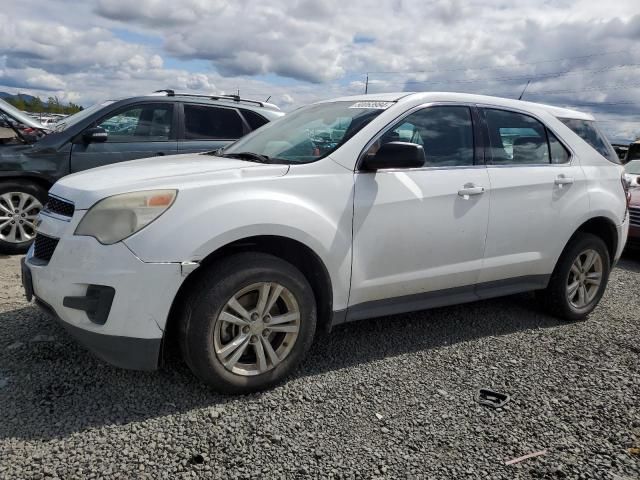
top-left (392, 63), bottom-right (640, 87)
top-left (561, 101), bottom-right (640, 106)
top-left (364, 49), bottom-right (630, 75)
top-left (527, 82), bottom-right (640, 95)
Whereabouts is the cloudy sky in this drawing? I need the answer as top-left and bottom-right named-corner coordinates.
top-left (2, 0), bottom-right (640, 139)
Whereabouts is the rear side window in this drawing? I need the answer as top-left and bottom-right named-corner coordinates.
top-left (484, 109), bottom-right (570, 165)
top-left (558, 118), bottom-right (619, 164)
top-left (183, 105), bottom-right (244, 140)
top-left (240, 109), bottom-right (269, 130)
top-left (548, 130), bottom-right (570, 164)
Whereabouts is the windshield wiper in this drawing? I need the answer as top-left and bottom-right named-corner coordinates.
top-left (216, 151), bottom-right (273, 164)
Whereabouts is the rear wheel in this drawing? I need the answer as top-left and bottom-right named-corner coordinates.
top-left (179, 252), bottom-right (317, 394)
top-left (0, 181), bottom-right (47, 255)
top-left (538, 233), bottom-right (610, 321)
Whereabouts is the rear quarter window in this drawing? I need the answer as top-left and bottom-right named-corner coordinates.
top-left (558, 118), bottom-right (619, 164)
top-left (239, 109), bottom-right (269, 130)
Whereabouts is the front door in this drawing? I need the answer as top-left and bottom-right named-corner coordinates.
top-left (70, 103), bottom-right (177, 172)
top-left (349, 105), bottom-right (491, 319)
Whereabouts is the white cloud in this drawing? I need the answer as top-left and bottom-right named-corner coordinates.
top-left (0, 0), bottom-right (639, 139)
top-left (94, 0), bottom-right (225, 27)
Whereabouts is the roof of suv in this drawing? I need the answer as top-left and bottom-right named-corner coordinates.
top-left (321, 92), bottom-right (594, 121)
top-left (103, 90), bottom-right (284, 121)
top-left (151, 89), bottom-right (281, 111)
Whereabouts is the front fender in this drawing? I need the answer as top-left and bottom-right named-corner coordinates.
top-left (124, 166), bottom-right (355, 310)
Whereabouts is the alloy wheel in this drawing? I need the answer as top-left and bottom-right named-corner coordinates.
top-left (0, 192), bottom-right (42, 244)
top-left (566, 248), bottom-right (603, 309)
top-left (214, 282), bottom-right (301, 376)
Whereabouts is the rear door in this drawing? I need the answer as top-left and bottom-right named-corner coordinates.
top-left (177, 104), bottom-right (248, 153)
top-left (477, 107), bottom-right (588, 295)
top-left (70, 103), bottom-right (177, 172)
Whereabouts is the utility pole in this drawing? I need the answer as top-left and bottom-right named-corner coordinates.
top-left (365, 74), bottom-right (369, 94)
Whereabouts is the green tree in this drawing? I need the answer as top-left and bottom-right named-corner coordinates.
top-left (7, 96), bottom-right (26, 111)
top-left (4, 94), bottom-right (82, 115)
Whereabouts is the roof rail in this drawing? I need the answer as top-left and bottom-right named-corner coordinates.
top-left (151, 90), bottom-right (280, 110)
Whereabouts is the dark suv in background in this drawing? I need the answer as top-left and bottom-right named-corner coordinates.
top-left (0, 90), bottom-right (283, 253)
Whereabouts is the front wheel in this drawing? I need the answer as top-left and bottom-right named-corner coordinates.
top-left (179, 252), bottom-right (317, 394)
top-left (538, 233), bottom-right (610, 321)
top-left (0, 181), bottom-right (47, 255)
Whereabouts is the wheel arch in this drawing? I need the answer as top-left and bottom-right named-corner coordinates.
top-left (560, 216), bottom-right (618, 266)
top-left (0, 172), bottom-right (54, 193)
top-left (162, 235), bottom-right (335, 362)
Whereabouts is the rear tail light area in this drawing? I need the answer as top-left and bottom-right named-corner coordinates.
top-left (622, 172), bottom-right (631, 212)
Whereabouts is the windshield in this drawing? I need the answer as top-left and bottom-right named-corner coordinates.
top-left (222, 101), bottom-right (389, 164)
top-left (625, 159), bottom-right (640, 175)
top-left (0, 98), bottom-right (44, 129)
top-left (53, 100), bottom-right (115, 132)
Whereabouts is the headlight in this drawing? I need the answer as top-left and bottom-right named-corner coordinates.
top-left (75, 190), bottom-right (177, 244)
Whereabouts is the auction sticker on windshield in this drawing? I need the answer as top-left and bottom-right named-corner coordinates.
top-left (349, 101), bottom-right (394, 109)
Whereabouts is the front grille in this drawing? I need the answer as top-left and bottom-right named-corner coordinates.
top-left (44, 195), bottom-right (75, 217)
top-left (630, 206), bottom-right (640, 227)
top-left (33, 234), bottom-right (59, 263)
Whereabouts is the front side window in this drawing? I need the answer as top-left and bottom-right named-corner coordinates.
top-left (222, 101), bottom-right (386, 164)
top-left (485, 109), bottom-right (570, 165)
top-left (372, 106), bottom-right (475, 167)
top-left (97, 104), bottom-right (173, 142)
top-left (184, 105), bottom-right (244, 140)
top-left (558, 117), bottom-right (619, 164)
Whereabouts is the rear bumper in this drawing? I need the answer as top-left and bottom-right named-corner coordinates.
top-left (34, 297), bottom-right (161, 371)
top-left (616, 216), bottom-right (630, 259)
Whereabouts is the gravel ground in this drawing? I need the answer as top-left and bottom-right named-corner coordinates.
top-left (0, 252), bottom-right (639, 480)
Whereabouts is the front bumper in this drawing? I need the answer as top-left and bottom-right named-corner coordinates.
top-left (33, 293), bottom-right (162, 371)
top-left (23, 215), bottom-right (185, 370)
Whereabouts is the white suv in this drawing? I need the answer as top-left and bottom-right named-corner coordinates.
top-left (22, 92), bottom-right (629, 393)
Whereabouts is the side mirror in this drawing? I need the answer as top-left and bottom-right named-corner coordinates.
top-left (83, 127), bottom-right (108, 143)
top-left (361, 141), bottom-right (426, 171)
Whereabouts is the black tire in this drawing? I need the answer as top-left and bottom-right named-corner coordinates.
top-left (538, 233), bottom-right (610, 321)
top-left (178, 252), bottom-right (317, 394)
top-left (0, 180), bottom-right (48, 255)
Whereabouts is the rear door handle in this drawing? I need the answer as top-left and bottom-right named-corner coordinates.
top-left (554, 175), bottom-right (574, 186)
top-left (458, 184), bottom-right (485, 197)
top-left (156, 152), bottom-right (166, 156)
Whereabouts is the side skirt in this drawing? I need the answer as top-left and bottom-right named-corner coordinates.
top-left (332, 274), bottom-right (550, 326)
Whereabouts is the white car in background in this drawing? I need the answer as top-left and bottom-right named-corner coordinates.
top-left (624, 159), bottom-right (640, 187)
top-left (22, 92), bottom-right (629, 393)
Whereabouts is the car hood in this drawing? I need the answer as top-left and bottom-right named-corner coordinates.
top-left (0, 98), bottom-right (45, 129)
top-left (51, 153), bottom-right (290, 209)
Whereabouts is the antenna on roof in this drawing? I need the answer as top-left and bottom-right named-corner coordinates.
top-left (518, 80), bottom-right (531, 101)
top-left (265, 96), bottom-right (271, 102)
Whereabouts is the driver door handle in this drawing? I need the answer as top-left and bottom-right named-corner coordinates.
top-left (458, 184), bottom-right (485, 197)
top-left (554, 175), bottom-right (574, 186)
